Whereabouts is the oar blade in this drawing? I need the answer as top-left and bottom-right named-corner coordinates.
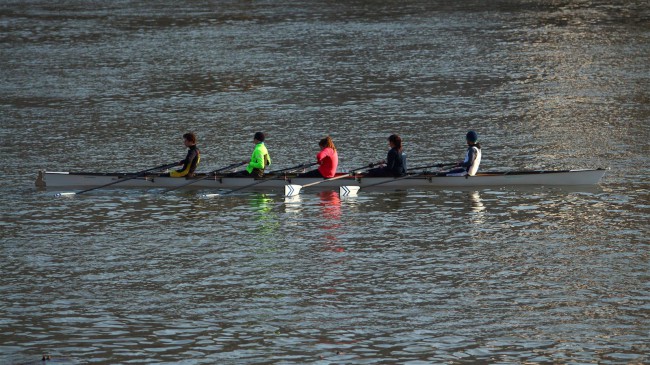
top-left (200, 193), bottom-right (221, 198)
top-left (55, 192), bottom-right (76, 197)
top-left (284, 184), bottom-right (302, 197)
top-left (340, 186), bottom-right (360, 197)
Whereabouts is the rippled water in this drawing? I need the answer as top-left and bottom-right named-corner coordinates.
top-left (1, 1), bottom-right (649, 364)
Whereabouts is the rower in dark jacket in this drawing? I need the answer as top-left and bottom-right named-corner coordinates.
top-left (366, 134), bottom-right (407, 177)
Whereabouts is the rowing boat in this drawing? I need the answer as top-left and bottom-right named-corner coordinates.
top-left (36, 168), bottom-right (606, 191)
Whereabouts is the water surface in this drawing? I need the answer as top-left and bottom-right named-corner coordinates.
top-left (1, 1), bottom-right (648, 364)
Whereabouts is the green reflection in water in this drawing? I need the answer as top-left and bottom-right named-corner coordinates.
top-left (248, 193), bottom-right (281, 253)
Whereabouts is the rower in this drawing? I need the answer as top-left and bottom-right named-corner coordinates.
top-left (447, 130), bottom-right (482, 176)
top-left (298, 136), bottom-right (339, 178)
top-left (366, 134), bottom-right (407, 177)
top-left (239, 131), bottom-right (271, 177)
top-left (168, 132), bottom-right (201, 178)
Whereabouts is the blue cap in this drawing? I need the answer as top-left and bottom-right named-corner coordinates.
top-left (466, 130), bottom-right (478, 142)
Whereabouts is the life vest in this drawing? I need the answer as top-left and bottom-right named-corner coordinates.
top-left (466, 145), bottom-right (481, 176)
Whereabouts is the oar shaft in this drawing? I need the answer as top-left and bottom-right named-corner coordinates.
top-left (299, 172), bottom-right (354, 189)
top-left (342, 161), bottom-right (443, 192)
top-left (408, 162), bottom-right (456, 171)
top-left (358, 171), bottom-right (425, 189)
top-left (161, 161), bottom-right (246, 193)
top-left (291, 161), bottom-right (382, 189)
top-left (73, 162), bottom-right (177, 195)
top-left (269, 162), bottom-right (317, 174)
top-left (221, 162), bottom-right (316, 195)
top-left (224, 176), bottom-right (285, 194)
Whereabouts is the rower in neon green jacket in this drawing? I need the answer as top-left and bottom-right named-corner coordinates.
top-left (244, 131), bottom-right (271, 177)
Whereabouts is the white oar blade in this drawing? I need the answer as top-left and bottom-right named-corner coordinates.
top-left (55, 192), bottom-right (76, 197)
top-left (284, 184), bottom-right (302, 197)
top-left (200, 193), bottom-right (220, 198)
top-left (340, 186), bottom-right (360, 197)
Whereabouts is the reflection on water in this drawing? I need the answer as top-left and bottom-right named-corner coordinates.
top-left (283, 194), bottom-right (303, 214)
top-left (317, 191), bottom-right (344, 252)
top-left (468, 191), bottom-right (486, 225)
top-left (1, 187), bottom-right (648, 364)
top-left (248, 193), bottom-right (282, 255)
top-left (468, 191), bottom-right (485, 213)
top-left (318, 190), bottom-right (341, 221)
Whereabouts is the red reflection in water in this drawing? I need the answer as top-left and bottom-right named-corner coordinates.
top-left (318, 191), bottom-right (344, 252)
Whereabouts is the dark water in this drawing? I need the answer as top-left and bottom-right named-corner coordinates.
top-left (1, 1), bottom-right (649, 364)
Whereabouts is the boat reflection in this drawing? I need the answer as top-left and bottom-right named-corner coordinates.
top-left (318, 190), bottom-right (341, 220)
top-left (469, 191), bottom-right (485, 213)
top-left (249, 193), bottom-right (280, 236)
top-left (283, 194), bottom-right (303, 214)
top-left (469, 191), bottom-right (486, 225)
top-left (317, 191), bottom-right (344, 252)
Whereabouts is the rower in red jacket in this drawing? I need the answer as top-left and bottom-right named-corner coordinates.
top-left (299, 136), bottom-right (339, 178)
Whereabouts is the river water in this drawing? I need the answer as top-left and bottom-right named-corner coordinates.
top-left (1, 1), bottom-right (648, 364)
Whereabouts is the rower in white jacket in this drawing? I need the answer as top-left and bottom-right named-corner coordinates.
top-left (447, 130), bottom-right (482, 176)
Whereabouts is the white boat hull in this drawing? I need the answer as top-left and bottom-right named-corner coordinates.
top-left (36, 169), bottom-right (607, 191)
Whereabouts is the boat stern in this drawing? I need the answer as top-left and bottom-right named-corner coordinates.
top-left (35, 170), bottom-right (46, 188)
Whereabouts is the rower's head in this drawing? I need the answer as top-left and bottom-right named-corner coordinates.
top-left (183, 132), bottom-right (197, 147)
top-left (254, 132), bottom-right (265, 143)
top-left (466, 130), bottom-right (478, 144)
top-left (319, 136), bottom-right (336, 150)
top-left (388, 134), bottom-right (402, 152)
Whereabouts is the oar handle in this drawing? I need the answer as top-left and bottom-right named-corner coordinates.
top-left (352, 160), bottom-right (385, 172)
top-left (269, 162), bottom-right (317, 174)
top-left (209, 161), bottom-right (247, 175)
top-left (134, 162), bottom-right (180, 176)
top-left (407, 162), bottom-right (456, 171)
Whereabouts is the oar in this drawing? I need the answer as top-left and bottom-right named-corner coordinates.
top-left (407, 162), bottom-right (456, 171)
top-left (160, 161), bottom-right (247, 194)
top-left (267, 162), bottom-right (317, 174)
top-left (284, 161), bottom-right (383, 197)
top-left (202, 162), bottom-right (317, 198)
top-left (340, 162), bottom-right (455, 196)
top-left (55, 162), bottom-right (178, 197)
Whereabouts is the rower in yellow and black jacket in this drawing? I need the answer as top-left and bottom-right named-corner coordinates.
top-left (170, 132), bottom-right (201, 178)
